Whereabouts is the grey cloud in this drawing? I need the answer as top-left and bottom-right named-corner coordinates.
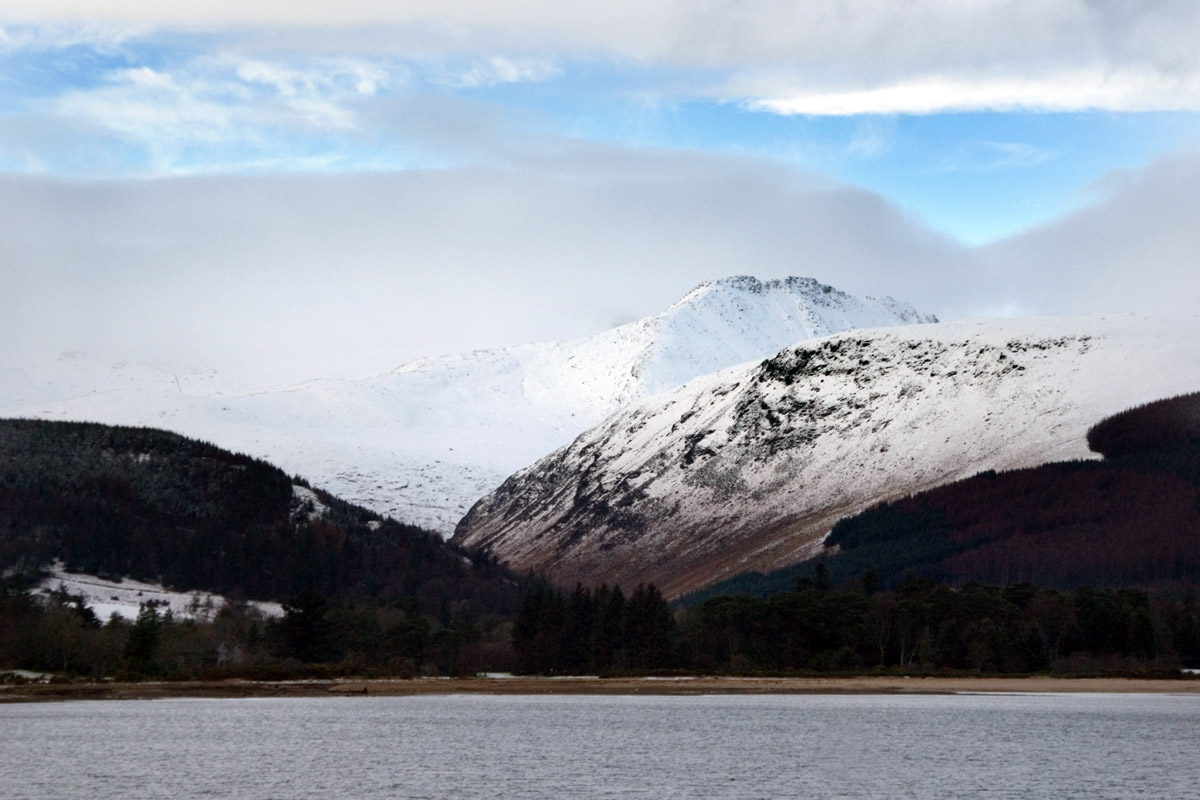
top-left (1084, 0), bottom-right (1200, 72)
top-left (980, 149), bottom-right (1200, 317)
top-left (0, 149), bottom-right (964, 384)
top-left (13, 3), bottom-right (1200, 79)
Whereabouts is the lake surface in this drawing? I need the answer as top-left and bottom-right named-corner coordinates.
top-left (2, 693), bottom-right (1198, 799)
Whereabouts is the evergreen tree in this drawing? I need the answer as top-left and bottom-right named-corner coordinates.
top-left (623, 584), bottom-right (675, 670)
top-left (278, 591), bottom-right (335, 663)
top-left (560, 584), bottom-right (595, 673)
top-left (123, 603), bottom-right (163, 675)
top-left (591, 584), bottom-right (626, 672)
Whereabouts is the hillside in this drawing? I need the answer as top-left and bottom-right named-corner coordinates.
top-left (686, 392), bottom-right (1200, 602)
top-left (0, 277), bottom-right (934, 533)
top-left (455, 315), bottom-right (1200, 599)
top-left (0, 419), bottom-right (516, 615)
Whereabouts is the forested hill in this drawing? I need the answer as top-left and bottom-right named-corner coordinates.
top-left (0, 419), bottom-right (516, 615)
top-left (683, 392), bottom-right (1200, 604)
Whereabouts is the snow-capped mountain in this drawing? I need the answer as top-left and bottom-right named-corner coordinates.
top-left (0, 276), bottom-right (934, 533)
top-left (453, 314), bottom-right (1200, 598)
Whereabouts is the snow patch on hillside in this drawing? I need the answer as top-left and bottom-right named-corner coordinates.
top-left (290, 484), bottom-right (329, 522)
top-left (34, 564), bottom-right (283, 622)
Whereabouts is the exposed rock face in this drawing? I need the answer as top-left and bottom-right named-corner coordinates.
top-left (453, 315), bottom-right (1200, 599)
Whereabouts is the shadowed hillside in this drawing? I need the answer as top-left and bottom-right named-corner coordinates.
top-left (0, 419), bottom-right (516, 616)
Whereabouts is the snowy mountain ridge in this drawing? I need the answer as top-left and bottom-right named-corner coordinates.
top-left (453, 313), bottom-right (1200, 599)
top-left (0, 276), bottom-right (933, 533)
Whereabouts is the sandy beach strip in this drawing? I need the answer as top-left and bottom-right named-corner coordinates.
top-left (3, 674), bottom-right (1200, 702)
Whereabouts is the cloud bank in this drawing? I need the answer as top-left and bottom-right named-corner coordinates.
top-left (0, 149), bottom-right (958, 382)
top-left (4, 145), bottom-right (1198, 385)
top-left (980, 150), bottom-right (1200, 316)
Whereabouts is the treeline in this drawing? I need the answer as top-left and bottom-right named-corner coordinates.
top-left (681, 571), bottom-right (1200, 674)
top-left (6, 572), bottom-right (1199, 680)
top-left (511, 581), bottom-right (675, 674)
top-left (1087, 391), bottom-right (1200, 461)
top-left (512, 570), bottom-right (1200, 675)
top-left (0, 419), bottom-right (518, 616)
top-left (0, 580), bottom-right (514, 680)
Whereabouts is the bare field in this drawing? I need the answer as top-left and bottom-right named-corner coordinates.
top-left (4, 674), bottom-right (1199, 703)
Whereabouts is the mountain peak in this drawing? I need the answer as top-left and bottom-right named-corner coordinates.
top-left (678, 275), bottom-right (842, 304)
top-left (669, 275), bottom-right (936, 327)
top-left (691, 274), bottom-right (832, 294)
top-left (4, 275), bottom-right (937, 535)
top-left (621, 275), bottom-right (936, 399)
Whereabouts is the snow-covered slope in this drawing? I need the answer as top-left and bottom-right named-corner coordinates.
top-left (1, 277), bottom-right (933, 533)
top-left (453, 314), bottom-right (1200, 599)
top-left (34, 563), bottom-right (283, 622)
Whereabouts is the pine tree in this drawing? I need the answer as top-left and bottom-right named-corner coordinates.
top-left (123, 603), bottom-right (163, 675)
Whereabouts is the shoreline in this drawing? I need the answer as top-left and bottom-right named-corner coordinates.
top-left (4, 674), bottom-right (1200, 703)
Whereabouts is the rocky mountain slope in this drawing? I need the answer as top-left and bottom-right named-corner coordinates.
top-left (1, 277), bottom-right (933, 533)
top-left (454, 314), bottom-right (1200, 599)
top-left (683, 391), bottom-right (1200, 603)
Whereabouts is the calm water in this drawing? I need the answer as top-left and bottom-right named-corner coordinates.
top-left (2, 692), bottom-right (1198, 799)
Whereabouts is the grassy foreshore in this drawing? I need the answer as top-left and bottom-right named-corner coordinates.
top-left (3, 674), bottom-right (1200, 703)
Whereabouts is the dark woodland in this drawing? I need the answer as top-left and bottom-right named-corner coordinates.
top-left (0, 419), bottom-right (516, 613)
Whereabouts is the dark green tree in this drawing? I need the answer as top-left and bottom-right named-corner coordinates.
top-left (277, 591), bottom-right (335, 663)
top-left (123, 603), bottom-right (164, 675)
top-left (623, 584), bottom-right (675, 670)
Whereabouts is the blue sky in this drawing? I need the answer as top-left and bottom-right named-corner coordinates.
top-left (3, 2), bottom-right (1200, 381)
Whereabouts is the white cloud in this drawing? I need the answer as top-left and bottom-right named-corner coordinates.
top-left (234, 57), bottom-right (389, 98)
top-left (746, 70), bottom-right (1200, 115)
top-left (42, 55), bottom-right (407, 171)
top-left (846, 118), bottom-right (895, 159)
top-left (56, 67), bottom-right (241, 146)
top-left (118, 66), bottom-right (178, 91)
top-left (930, 141), bottom-right (1058, 174)
top-left (5, 30), bottom-right (571, 174)
top-left (0, 19), bottom-right (135, 52)
top-left (448, 56), bottom-right (561, 89)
